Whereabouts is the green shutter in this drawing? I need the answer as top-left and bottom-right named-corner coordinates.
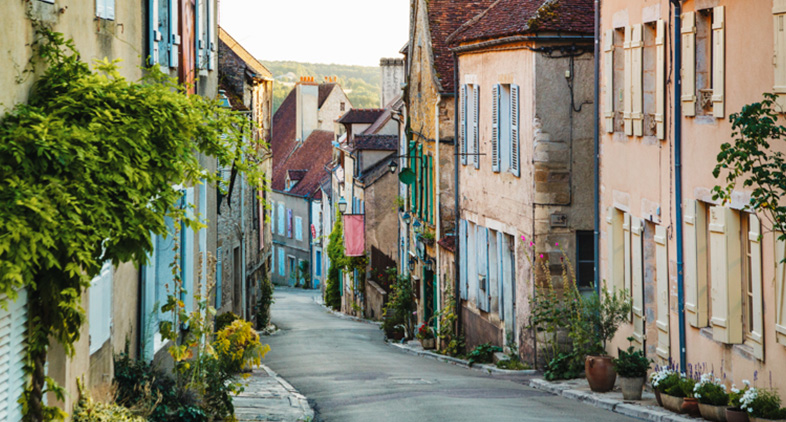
top-left (427, 155), bottom-right (433, 224)
top-left (410, 140), bottom-right (416, 212)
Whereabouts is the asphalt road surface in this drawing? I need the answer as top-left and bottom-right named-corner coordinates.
top-left (262, 288), bottom-right (636, 422)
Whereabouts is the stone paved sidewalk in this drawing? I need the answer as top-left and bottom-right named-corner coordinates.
top-left (233, 365), bottom-right (314, 422)
top-left (529, 377), bottom-right (699, 422)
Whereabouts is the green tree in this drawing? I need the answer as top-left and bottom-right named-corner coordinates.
top-left (0, 26), bottom-right (261, 420)
top-left (324, 210), bottom-right (344, 309)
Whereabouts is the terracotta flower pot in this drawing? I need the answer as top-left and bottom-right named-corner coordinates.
top-left (698, 403), bottom-right (729, 422)
top-left (661, 394), bottom-right (685, 413)
top-left (682, 397), bottom-right (701, 417)
top-left (419, 338), bottom-right (436, 349)
top-left (619, 376), bottom-right (645, 400)
top-left (726, 408), bottom-right (750, 422)
top-left (585, 355), bottom-right (617, 393)
top-left (654, 389), bottom-right (663, 407)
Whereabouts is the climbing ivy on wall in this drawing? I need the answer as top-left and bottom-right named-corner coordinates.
top-left (0, 23), bottom-right (262, 420)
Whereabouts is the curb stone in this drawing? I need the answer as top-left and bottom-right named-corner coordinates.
top-left (312, 295), bottom-right (382, 326)
top-left (260, 365), bottom-right (314, 421)
top-left (387, 341), bottom-right (538, 376)
top-left (528, 378), bottom-right (699, 422)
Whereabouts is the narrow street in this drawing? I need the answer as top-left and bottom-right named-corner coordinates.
top-left (263, 288), bottom-right (636, 422)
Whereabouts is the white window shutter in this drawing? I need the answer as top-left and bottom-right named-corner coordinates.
top-left (510, 84), bottom-right (520, 177)
top-left (684, 201), bottom-right (708, 327)
top-left (623, 212), bottom-right (632, 297)
top-left (775, 231), bottom-right (786, 346)
top-left (632, 24), bottom-right (644, 137)
top-left (712, 6), bottom-right (725, 118)
top-left (623, 26), bottom-right (633, 136)
top-left (655, 225), bottom-right (670, 361)
top-left (631, 217), bottom-right (645, 349)
top-left (491, 85), bottom-right (500, 173)
top-left (461, 85), bottom-right (467, 165)
top-left (773, 4), bottom-right (786, 110)
top-left (89, 261), bottom-right (113, 355)
top-left (460, 220), bottom-right (468, 300)
top-left (169, 0), bottom-right (180, 69)
top-left (606, 207), bottom-right (625, 292)
top-left (682, 12), bottom-right (697, 117)
top-left (604, 29), bottom-right (615, 133)
top-left (656, 20), bottom-right (666, 140)
top-left (96, 0), bottom-right (106, 18)
top-left (709, 206), bottom-right (743, 344)
top-left (748, 214), bottom-right (764, 360)
top-left (473, 86), bottom-right (480, 169)
top-left (0, 289), bottom-right (28, 422)
top-left (106, 0), bottom-right (115, 20)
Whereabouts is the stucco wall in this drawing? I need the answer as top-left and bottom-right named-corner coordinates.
top-left (270, 192), bottom-right (311, 286)
top-left (319, 87), bottom-right (351, 131)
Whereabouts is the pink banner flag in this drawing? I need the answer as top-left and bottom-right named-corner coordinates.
top-left (343, 214), bottom-right (365, 256)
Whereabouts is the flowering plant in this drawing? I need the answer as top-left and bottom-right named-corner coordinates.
top-left (741, 387), bottom-right (786, 418)
top-left (693, 373), bottom-right (729, 406)
top-left (729, 380), bottom-right (752, 409)
top-left (416, 323), bottom-right (435, 340)
top-left (650, 368), bottom-right (679, 393)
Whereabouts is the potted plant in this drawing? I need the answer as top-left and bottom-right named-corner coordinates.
top-left (661, 374), bottom-right (696, 415)
top-left (573, 286), bottom-right (632, 393)
top-left (729, 382), bottom-right (753, 422)
top-left (742, 387), bottom-right (786, 422)
top-left (417, 227), bottom-right (436, 245)
top-left (612, 337), bottom-right (651, 400)
top-left (650, 368), bottom-right (679, 407)
top-left (694, 373), bottom-right (731, 421)
top-left (416, 323), bottom-right (436, 349)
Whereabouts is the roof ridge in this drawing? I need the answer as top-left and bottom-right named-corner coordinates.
top-left (446, 0), bottom-right (504, 44)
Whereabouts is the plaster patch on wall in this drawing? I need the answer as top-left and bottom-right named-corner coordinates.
top-left (497, 73), bottom-right (513, 84)
top-left (642, 4), bottom-right (661, 24)
top-left (613, 190), bottom-right (631, 211)
top-left (464, 74), bottom-right (478, 84)
top-left (613, 9), bottom-right (629, 29)
top-left (641, 198), bottom-right (662, 224)
top-left (695, 0), bottom-right (720, 11)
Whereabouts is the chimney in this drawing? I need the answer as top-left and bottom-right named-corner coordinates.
top-left (296, 77), bottom-right (319, 142)
top-left (379, 58), bottom-right (405, 108)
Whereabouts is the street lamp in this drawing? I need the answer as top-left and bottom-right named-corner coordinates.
top-left (338, 197), bottom-right (348, 214)
top-left (388, 159), bottom-right (398, 174)
top-left (408, 257), bottom-right (416, 272)
top-left (424, 258), bottom-right (434, 272)
top-left (413, 219), bottom-right (421, 229)
top-left (402, 212), bottom-right (411, 224)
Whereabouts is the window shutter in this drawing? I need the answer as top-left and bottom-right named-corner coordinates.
top-left (776, 231), bottom-right (786, 346)
top-left (632, 24), bottom-right (644, 137)
top-left (287, 209), bottom-right (293, 238)
top-left (0, 289), bottom-right (28, 422)
top-left (460, 220), bottom-right (468, 300)
top-left (655, 225), bottom-right (670, 361)
top-left (473, 85), bottom-right (480, 169)
top-left (685, 201), bottom-right (708, 327)
top-left (149, 0), bottom-right (160, 66)
top-left (491, 84), bottom-right (500, 173)
top-left (106, 0), bottom-right (115, 20)
top-left (96, 0), bottom-right (106, 18)
top-left (183, 188), bottom-right (195, 313)
top-left (168, 0), bottom-right (180, 69)
top-left (606, 207), bottom-right (625, 292)
top-left (497, 232), bottom-right (504, 320)
top-left (478, 227), bottom-right (489, 312)
top-left (709, 206), bottom-right (743, 344)
top-left (195, 0), bottom-right (202, 70)
top-left (207, 0), bottom-right (215, 70)
top-left (511, 84), bottom-right (520, 177)
top-left (712, 6), bottom-right (725, 118)
top-left (623, 212), bottom-right (632, 296)
top-left (278, 247), bottom-right (285, 276)
top-left (682, 12), bottom-right (697, 117)
top-left (604, 29), bottom-right (615, 133)
top-left (295, 217), bottom-right (302, 241)
top-left (656, 20), bottom-right (666, 140)
top-left (774, 3), bottom-right (786, 110)
top-left (623, 26), bottom-right (633, 136)
top-left (216, 247), bottom-right (223, 306)
top-left (461, 85), bottom-right (467, 165)
top-left (88, 261), bottom-right (113, 355)
top-left (748, 214), bottom-right (764, 360)
top-left (631, 217), bottom-right (645, 348)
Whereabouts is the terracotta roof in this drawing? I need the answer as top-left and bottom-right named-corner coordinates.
top-left (218, 27), bottom-right (272, 79)
top-left (319, 83), bottom-right (336, 108)
top-left (427, 0), bottom-right (496, 93)
top-left (219, 82), bottom-right (249, 111)
top-left (287, 169), bottom-right (307, 181)
top-left (449, 0), bottom-right (594, 44)
top-left (272, 130), bottom-right (334, 197)
top-left (354, 135), bottom-right (398, 151)
top-left (338, 109), bottom-right (386, 124)
top-left (438, 235), bottom-right (456, 252)
top-left (271, 88), bottom-right (297, 168)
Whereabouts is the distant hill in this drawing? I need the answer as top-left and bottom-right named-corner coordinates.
top-left (261, 61), bottom-right (381, 113)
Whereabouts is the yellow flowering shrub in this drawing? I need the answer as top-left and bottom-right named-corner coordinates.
top-left (213, 319), bottom-right (270, 374)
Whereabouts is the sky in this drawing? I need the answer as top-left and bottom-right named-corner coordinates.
top-left (219, 0), bottom-right (409, 67)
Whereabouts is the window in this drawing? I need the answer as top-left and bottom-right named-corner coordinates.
top-left (613, 28), bottom-right (625, 132)
top-left (340, 102), bottom-right (345, 112)
top-left (88, 261), bottom-right (113, 354)
top-left (96, 0), bottom-right (115, 20)
top-left (0, 289), bottom-right (28, 422)
top-left (295, 216), bottom-right (303, 241)
top-left (576, 231), bottom-right (595, 290)
top-left (278, 247), bottom-right (285, 276)
top-left (682, 7), bottom-right (725, 118)
top-left (460, 84), bottom-right (480, 168)
top-left (695, 10), bottom-right (713, 115)
top-left (491, 84), bottom-right (520, 176)
top-left (315, 250), bottom-right (322, 277)
top-left (300, 260), bottom-right (308, 286)
top-left (149, 0), bottom-right (181, 68)
top-left (288, 257), bottom-right (297, 283)
top-left (742, 211), bottom-right (763, 359)
top-left (286, 209), bottom-right (293, 238)
top-left (774, 2), bottom-right (786, 110)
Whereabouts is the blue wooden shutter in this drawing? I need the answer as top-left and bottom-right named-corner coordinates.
top-left (278, 247), bottom-right (285, 276)
top-left (148, 0), bottom-right (159, 66)
top-left (510, 84), bottom-right (520, 177)
top-left (0, 289), bottom-right (28, 422)
top-left (195, 0), bottom-right (201, 70)
top-left (88, 261), bottom-right (113, 355)
top-left (278, 203), bottom-right (284, 235)
top-left (491, 85), bottom-right (500, 172)
top-left (168, 0), bottom-right (180, 69)
top-left (287, 209), bottom-right (293, 238)
top-left (295, 217), bottom-right (302, 241)
top-left (207, 0), bottom-right (215, 70)
top-left (497, 233), bottom-right (504, 320)
top-left (460, 220), bottom-right (468, 300)
top-left (473, 86), bottom-right (480, 169)
top-left (182, 188), bottom-right (195, 313)
top-left (461, 85), bottom-right (468, 165)
top-left (216, 247), bottom-right (223, 307)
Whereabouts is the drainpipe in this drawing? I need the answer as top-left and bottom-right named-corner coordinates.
top-left (308, 196), bottom-right (314, 290)
top-left (452, 52), bottom-right (462, 336)
top-left (241, 172), bottom-right (247, 321)
top-left (434, 96), bottom-right (441, 327)
top-left (594, 0), bottom-right (601, 296)
top-left (671, 0), bottom-right (687, 373)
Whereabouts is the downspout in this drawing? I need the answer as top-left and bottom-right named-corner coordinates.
top-left (241, 172), bottom-right (247, 321)
top-left (137, 265), bottom-right (145, 359)
top-left (434, 96), bottom-right (441, 327)
top-left (594, 0), bottom-right (601, 296)
top-left (671, 0), bottom-right (687, 373)
top-left (452, 51), bottom-right (462, 336)
top-left (308, 196), bottom-right (314, 290)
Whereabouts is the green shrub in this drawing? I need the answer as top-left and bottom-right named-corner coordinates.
top-left (693, 374), bottom-right (730, 406)
top-left (467, 343), bottom-right (502, 366)
top-left (256, 278), bottom-right (275, 329)
top-left (214, 311), bottom-right (239, 333)
top-left (664, 377), bottom-right (696, 398)
top-left (612, 337), bottom-right (650, 378)
top-left (544, 352), bottom-right (583, 380)
top-left (743, 388), bottom-right (783, 418)
top-left (381, 269), bottom-right (416, 339)
top-left (72, 379), bottom-right (145, 422)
